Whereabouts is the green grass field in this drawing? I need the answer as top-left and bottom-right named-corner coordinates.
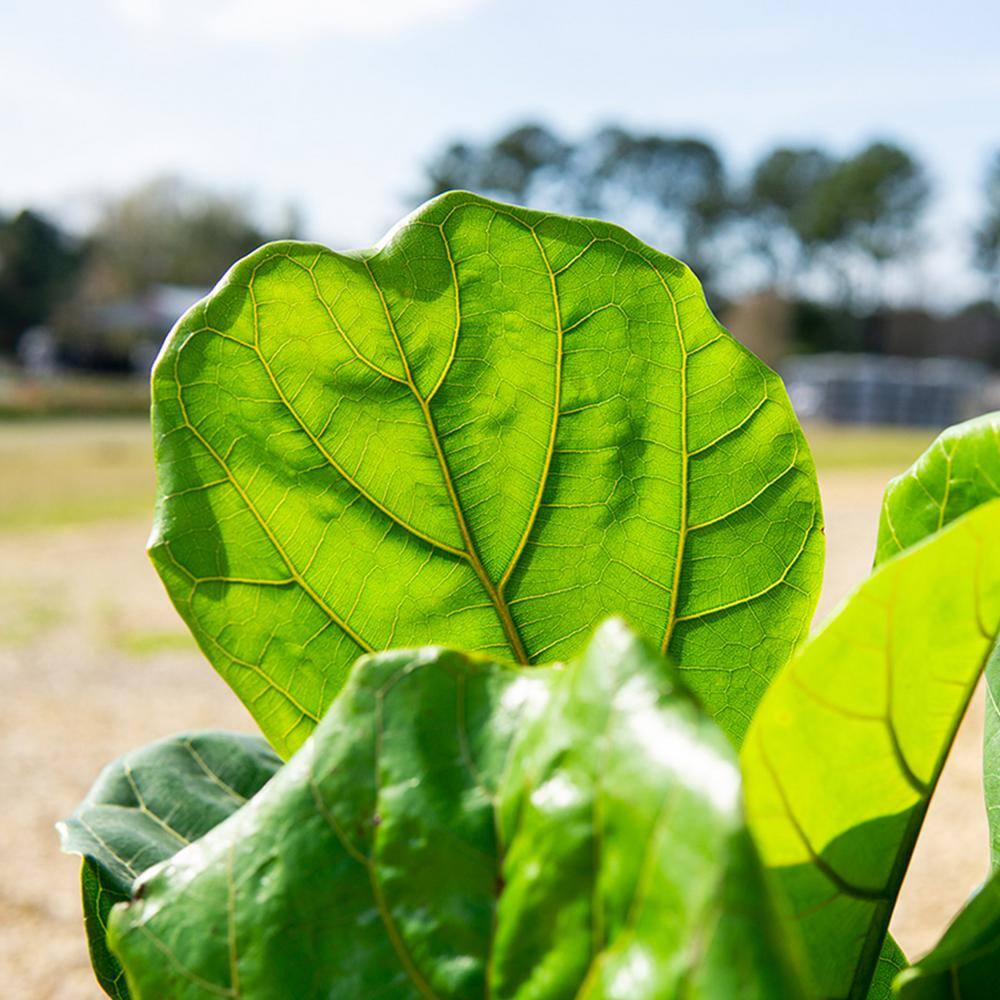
top-left (802, 422), bottom-right (939, 471)
top-left (0, 419), bottom-right (154, 531)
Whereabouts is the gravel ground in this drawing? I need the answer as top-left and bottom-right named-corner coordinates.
top-left (0, 424), bottom-right (986, 997)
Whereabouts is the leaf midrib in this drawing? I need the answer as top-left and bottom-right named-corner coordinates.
top-left (361, 248), bottom-right (531, 663)
top-left (243, 205), bottom-right (573, 664)
top-left (171, 201), bottom-right (727, 672)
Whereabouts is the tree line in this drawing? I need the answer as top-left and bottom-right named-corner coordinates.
top-left (423, 123), bottom-right (1000, 306)
top-left (0, 178), bottom-right (272, 356)
top-left (1, 133), bottom-right (998, 360)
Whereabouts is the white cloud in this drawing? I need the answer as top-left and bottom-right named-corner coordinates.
top-left (110, 0), bottom-right (491, 42)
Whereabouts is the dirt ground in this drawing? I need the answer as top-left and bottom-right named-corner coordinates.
top-left (0, 419), bottom-right (986, 998)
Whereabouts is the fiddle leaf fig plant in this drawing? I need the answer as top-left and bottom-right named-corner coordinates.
top-left (148, 191), bottom-right (823, 756)
top-left (59, 195), bottom-right (1000, 999)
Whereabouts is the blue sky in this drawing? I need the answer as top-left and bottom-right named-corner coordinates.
top-left (3, 0), bottom-right (998, 302)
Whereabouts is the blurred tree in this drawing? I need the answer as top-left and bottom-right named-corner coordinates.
top-left (791, 298), bottom-right (864, 354)
top-left (743, 141), bottom-right (929, 306)
top-left (974, 151), bottom-right (1000, 299)
top-left (805, 141), bottom-right (930, 296)
top-left (0, 209), bottom-right (82, 353)
top-left (43, 178), bottom-right (271, 367)
top-left (422, 123), bottom-right (728, 280)
top-left (80, 176), bottom-right (268, 296)
top-left (582, 127), bottom-right (729, 277)
top-left (745, 146), bottom-right (835, 284)
top-left (424, 124), bottom-right (570, 202)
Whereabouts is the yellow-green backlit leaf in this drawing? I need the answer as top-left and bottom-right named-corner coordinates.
top-left (743, 499), bottom-right (1000, 999)
top-left (869, 414), bottom-right (1000, 997)
top-left (150, 192), bottom-right (823, 755)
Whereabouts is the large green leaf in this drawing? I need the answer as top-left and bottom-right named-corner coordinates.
top-left (57, 732), bottom-right (280, 999)
top-left (108, 620), bottom-right (806, 998)
top-left (742, 497), bottom-right (1000, 999)
top-left (150, 191), bottom-right (823, 755)
top-left (871, 414), bottom-right (1000, 996)
top-left (880, 413), bottom-right (1000, 867)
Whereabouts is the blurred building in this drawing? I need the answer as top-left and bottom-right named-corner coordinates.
top-left (80, 283), bottom-right (207, 372)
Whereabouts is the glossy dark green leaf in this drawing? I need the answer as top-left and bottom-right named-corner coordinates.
top-left (150, 191), bottom-right (823, 756)
top-left (742, 497), bottom-right (1000, 999)
top-left (57, 731), bottom-right (280, 998)
top-left (77, 862), bottom-right (130, 1000)
top-left (108, 620), bottom-right (806, 999)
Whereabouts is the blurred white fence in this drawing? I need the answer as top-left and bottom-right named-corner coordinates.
top-left (782, 354), bottom-right (998, 427)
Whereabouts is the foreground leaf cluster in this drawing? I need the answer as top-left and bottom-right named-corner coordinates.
top-left (59, 194), bottom-right (1000, 998)
top-left (106, 624), bottom-right (804, 998)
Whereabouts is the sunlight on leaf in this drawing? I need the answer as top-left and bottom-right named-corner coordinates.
top-left (150, 192), bottom-right (823, 756)
top-left (743, 497), bottom-right (1000, 999)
